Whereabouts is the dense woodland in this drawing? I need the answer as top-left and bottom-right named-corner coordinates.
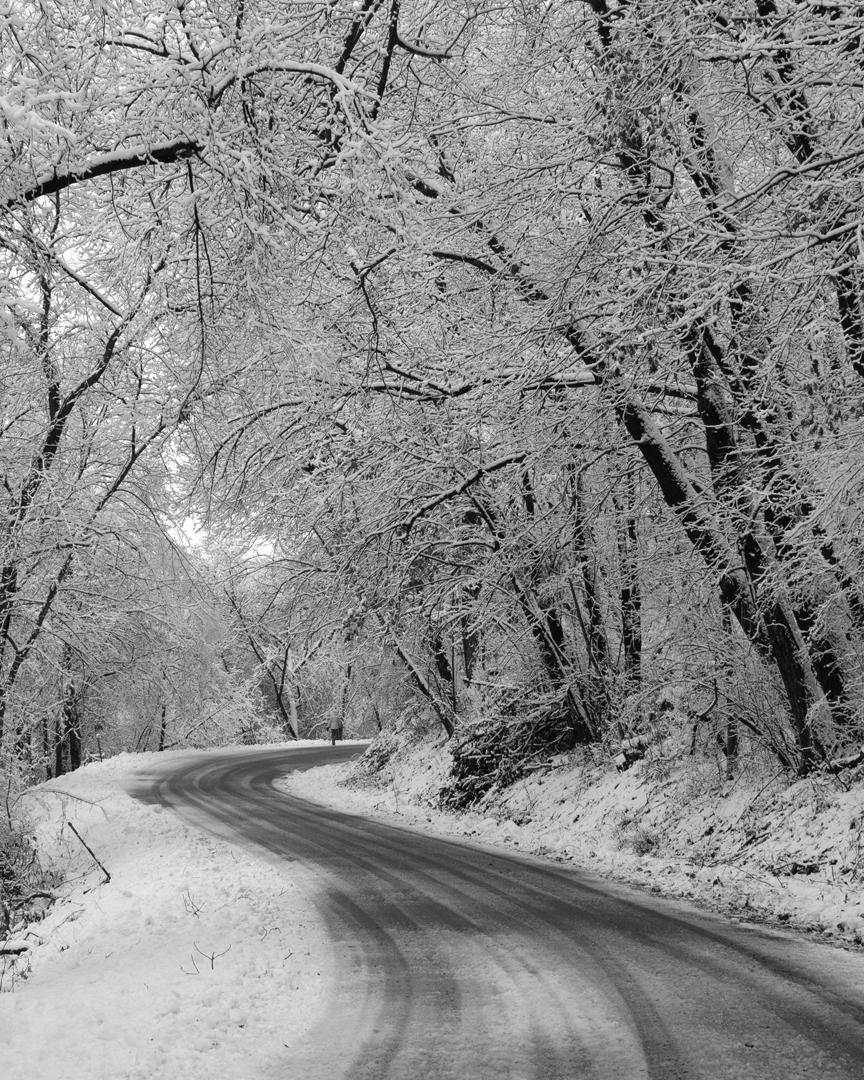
top-left (2, 0), bottom-right (864, 792)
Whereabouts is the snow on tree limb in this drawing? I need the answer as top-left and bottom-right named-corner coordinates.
top-left (3, 139), bottom-right (202, 208)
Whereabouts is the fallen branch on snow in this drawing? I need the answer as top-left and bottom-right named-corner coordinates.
top-left (66, 823), bottom-right (111, 884)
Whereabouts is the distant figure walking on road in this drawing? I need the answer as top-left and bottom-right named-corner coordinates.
top-left (329, 716), bottom-right (344, 746)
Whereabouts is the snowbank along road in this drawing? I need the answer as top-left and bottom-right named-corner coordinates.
top-left (129, 746), bottom-right (864, 1080)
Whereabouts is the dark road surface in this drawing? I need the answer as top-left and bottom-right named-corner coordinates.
top-left (129, 745), bottom-right (864, 1079)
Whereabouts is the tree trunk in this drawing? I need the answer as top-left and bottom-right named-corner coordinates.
top-left (614, 471), bottom-right (642, 693)
top-left (611, 382), bottom-right (823, 771)
top-left (157, 702), bottom-right (168, 752)
top-left (54, 642), bottom-right (83, 776)
top-left (385, 623), bottom-right (454, 737)
top-left (340, 662), bottom-right (353, 728)
top-left (41, 716), bottom-right (52, 780)
top-left (572, 468), bottom-right (610, 675)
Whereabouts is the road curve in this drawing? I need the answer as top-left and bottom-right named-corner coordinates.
top-left (128, 745), bottom-right (864, 1080)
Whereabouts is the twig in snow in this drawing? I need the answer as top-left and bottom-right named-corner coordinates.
top-left (181, 954), bottom-right (200, 975)
top-left (66, 823), bottom-right (111, 883)
top-left (23, 787), bottom-right (102, 805)
top-left (23, 788), bottom-right (110, 820)
top-left (183, 890), bottom-right (203, 918)
top-left (193, 942), bottom-right (231, 970)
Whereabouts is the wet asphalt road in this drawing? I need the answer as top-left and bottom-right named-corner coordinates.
top-left (129, 745), bottom-right (864, 1079)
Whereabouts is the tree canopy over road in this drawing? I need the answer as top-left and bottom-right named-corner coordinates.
top-left (3, 0), bottom-right (864, 779)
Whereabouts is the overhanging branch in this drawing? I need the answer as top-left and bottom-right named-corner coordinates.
top-left (4, 139), bottom-right (201, 208)
top-left (398, 453), bottom-right (528, 536)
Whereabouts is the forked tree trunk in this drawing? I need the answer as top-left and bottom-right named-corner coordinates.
top-left (382, 619), bottom-right (454, 738)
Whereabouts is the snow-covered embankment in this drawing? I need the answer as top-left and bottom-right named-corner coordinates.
top-left (277, 736), bottom-right (864, 949)
top-left (1, 746), bottom-right (334, 1080)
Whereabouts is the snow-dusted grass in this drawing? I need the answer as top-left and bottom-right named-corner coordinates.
top-left (277, 734), bottom-right (864, 949)
top-left (0, 743), bottom-right (342, 1080)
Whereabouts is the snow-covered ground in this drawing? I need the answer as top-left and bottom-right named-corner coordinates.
top-left (277, 734), bottom-right (864, 949)
top-left (0, 743), bottom-right (352, 1080)
top-left (3, 734), bottom-right (862, 1080)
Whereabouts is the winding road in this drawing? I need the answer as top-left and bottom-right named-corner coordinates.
top-left (129, 745), bottom-right (864, 1079)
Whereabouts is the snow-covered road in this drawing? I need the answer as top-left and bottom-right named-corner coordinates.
top-left (4, 744), bottom-right (864, 1079)
top-left (127, 746), bottom-right (864, 1079)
